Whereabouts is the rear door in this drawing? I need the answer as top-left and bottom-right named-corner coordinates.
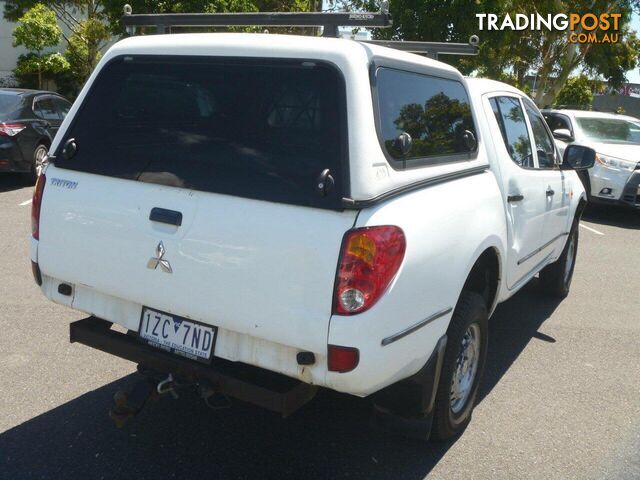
top-left (52, 96), bottom-right (72, 121)
top-left (33, 96), bottom-right (62, 136)
top-left (485, 94), bottom-right (548, 288)
top-left (38, 55), bottom-right (355, 353)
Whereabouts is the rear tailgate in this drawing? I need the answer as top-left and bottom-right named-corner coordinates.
top-left (37, 54), bottom-right (355, 353)
top-left (38, 168), bottom-right (356, 352)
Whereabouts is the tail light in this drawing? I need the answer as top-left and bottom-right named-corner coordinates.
top-left (333, 226), bottom-right (406, 315)
top-left (0, 123), bottom-right (26, 136)
top-left (32, 174), bottom-right (46, 240)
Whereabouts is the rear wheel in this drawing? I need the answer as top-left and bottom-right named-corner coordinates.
top-left (431, 291), bottom-right (488, 441)
top-left (539, 222), bottom-right (578, 298)
top-left (28, 144), bottom-right (48, 183)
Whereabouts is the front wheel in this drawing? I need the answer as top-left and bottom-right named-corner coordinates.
top-left (539, 223), bottom-right (579, 298)
top-left (431, 291), bottom-right (488, 441)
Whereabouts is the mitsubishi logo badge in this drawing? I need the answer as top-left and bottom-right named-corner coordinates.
top-left (147, 241), bottom-right (172, 273)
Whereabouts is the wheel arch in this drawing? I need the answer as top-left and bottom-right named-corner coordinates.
top-left (460, 242), bottom-right (503, 316)
top-left (37, 137), bottom-right (51, 149)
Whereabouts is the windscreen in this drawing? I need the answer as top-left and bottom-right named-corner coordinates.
top-left (55, 55), bottom-right (347, 209)
top-left (576, 117), bottom-right (640, 145)
top-left (0, 92), bottom-right (21, 117)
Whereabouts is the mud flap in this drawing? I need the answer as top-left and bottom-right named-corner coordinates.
top-left (370, 335), bottom-right (447, 440)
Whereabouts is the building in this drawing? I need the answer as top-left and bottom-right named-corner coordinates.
top-left (0, 0), bottom-right (29, 85)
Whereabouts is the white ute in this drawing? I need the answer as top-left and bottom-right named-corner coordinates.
top-left (30, 21), bottom-right (595, 440)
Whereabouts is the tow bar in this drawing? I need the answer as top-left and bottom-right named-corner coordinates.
top-left (71, 316), bottom-right (318, 426)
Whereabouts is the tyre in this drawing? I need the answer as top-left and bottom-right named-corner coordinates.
top-left (28, 144), bottom-right (48, 183)
top-left (539, 222), bottom-right (578, 298)
top-left (431, 291), bottom-right (488, 441)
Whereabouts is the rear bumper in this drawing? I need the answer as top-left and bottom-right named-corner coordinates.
top-left (70, 316), bottom-right (318, 417)
top-left (0, 140), bottom-right (25, 172)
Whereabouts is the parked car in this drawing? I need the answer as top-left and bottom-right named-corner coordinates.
top-left (543, 109), bottom-right (640, 209)
top-left (0, 88), bottom-right (72, 182)
top-left (30, 32), bottom-right (594, 441)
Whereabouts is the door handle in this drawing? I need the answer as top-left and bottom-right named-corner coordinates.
top-left (507, 194), bottom-right (524, 203)
top-left (149, 207), bottom-right (182, 226)
top-left (546, 188), bottom-right (555, 197)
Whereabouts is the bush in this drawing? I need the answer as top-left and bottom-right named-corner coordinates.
top-left (554, 76), bottom-right (594, 109)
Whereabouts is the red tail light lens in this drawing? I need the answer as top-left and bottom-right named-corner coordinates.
top-left (0, 123), bottom-right (26, 136)
top-left (328, 345), bottom-right (359, 373)
top-left (333, 226), bottom-right (406, 315)
top-left (32, 174), bottom-right (45, 239)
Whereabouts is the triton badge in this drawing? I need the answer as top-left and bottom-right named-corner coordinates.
top-left (147, 241), bottom-right (172, 273)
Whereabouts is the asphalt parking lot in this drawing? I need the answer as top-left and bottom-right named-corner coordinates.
top-left (1, 173), bottom-right (639, 480)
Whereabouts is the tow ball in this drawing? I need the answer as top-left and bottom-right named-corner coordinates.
top-left (110, 372), bottom-right (179, 428)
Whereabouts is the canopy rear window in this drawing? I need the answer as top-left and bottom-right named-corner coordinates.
top-left (55, 55), bottom-right (347, 209)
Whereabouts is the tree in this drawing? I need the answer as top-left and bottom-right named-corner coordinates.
top-left (64, 17), bottom-right (110, 91)
top-left (554, 75), bottom-right (594, 108)
top-left (12, 3), bottom-right (69, 88)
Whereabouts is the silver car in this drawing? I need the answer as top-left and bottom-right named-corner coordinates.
top-left (543, 109), bottom-right (640, 209)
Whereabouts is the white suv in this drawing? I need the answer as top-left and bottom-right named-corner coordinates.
top-left (543, 109), bottom-right (640, 208)
top-left (31, 31), bottom-right (594, 440)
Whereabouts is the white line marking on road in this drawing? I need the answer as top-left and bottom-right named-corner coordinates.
top-left (579, 223), bottom-right (604, 236)
top-left (19, 199), bottom-right (32, 206)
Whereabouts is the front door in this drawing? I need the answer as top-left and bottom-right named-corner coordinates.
top-left (523, 99), bottom-right (571, 259)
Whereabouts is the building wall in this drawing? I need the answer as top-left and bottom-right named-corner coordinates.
top-left (0, 0), bottom-right (28, 83)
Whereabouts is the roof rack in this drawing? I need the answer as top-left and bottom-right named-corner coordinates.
top-left (121, 2), bottom-right (479, 59)
top-left (363, 38), bottom-right (479, 59)
top-left (122, 3), bottom-right (392, 38)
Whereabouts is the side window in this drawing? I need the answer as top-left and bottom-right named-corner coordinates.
top-left (524, 101), bottom-right (556, 169)
top-left (53, 97), bottom-right (71, 119)
top-left (375, 68), bottom-right (477, 167)
top-left (489, 96), bottom-right (533, 168)
top-left (34, 97), bottom-right (60, 120)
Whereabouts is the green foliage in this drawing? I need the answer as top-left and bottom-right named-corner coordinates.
top-left (65, 19), bottom-right (109, 86)
top-left (554, 75), bottom-right (594, 108)
top-left (14, 51), bottom-right (69, 75)
top-left (12, 3), bottom-right (61, 52)
top-left (13, 51), bottom-right (69, 87)
top-left (12, 4), bottom-right (67, 88)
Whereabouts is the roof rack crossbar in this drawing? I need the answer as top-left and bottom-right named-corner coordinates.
top-left (122, 5), bottom-right (392, 37)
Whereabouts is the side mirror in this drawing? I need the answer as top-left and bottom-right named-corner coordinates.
top-left (562, 144), bottom-right (595, 170)
top-left (553, 128), bottom-right (573, 142)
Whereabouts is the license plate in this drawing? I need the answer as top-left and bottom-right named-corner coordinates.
top-left (138, 307), bottom-right (217, 364)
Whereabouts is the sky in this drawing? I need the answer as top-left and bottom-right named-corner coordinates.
top-left (627, 13), bottom-right (640, 83)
